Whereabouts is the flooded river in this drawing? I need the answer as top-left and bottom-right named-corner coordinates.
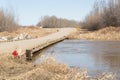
top-left (34, 40), bottom-right (120, 79)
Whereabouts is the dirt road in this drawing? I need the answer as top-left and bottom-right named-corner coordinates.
top-left (0, 28), bottom-right (77, 54)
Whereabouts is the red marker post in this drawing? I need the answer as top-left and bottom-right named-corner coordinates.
top-left (12, 50), bottom-right (18, 58)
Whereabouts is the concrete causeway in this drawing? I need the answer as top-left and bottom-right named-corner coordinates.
top-left (0, 28), bottom-right (77, 55)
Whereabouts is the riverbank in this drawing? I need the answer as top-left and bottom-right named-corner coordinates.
top-left (0, 54), bottom-right (115, 80)
top-left (70, 27), bottom-right (120, 41)
top-left (0, 27), bottom-right (118, 80)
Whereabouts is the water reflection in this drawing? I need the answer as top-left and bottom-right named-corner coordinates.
top-left (35, 40), bottom-right (120, 79)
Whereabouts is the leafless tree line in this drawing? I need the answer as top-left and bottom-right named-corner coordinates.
top-left (37, 16), bottom-right (78, 28)
top-left (0, 9), bottom-right (18, 32)
top-left (81, 0), bottom-right (120, 31)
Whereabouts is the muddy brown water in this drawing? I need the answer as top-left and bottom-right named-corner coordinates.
top-left (34, 40), bottom-right (120, 79)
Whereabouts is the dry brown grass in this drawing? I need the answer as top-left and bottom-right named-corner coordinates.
top-left (72, 27), bottom-right (120, 41)
top-left (0, 54), bottom-right (115, 80)
top-left (0, 27), bottom-right (58, 38)
top-left (0, 54), bottom-right (33, 79)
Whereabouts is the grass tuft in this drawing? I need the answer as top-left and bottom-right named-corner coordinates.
top-left (0, 54), bottom-right (116, 80)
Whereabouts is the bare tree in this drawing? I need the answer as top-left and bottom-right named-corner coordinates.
top-left (37, 16), bottom-right (78, 28)
top-left (81, 0), bottom-right (120, 31)
top-left (0, 9), bottom-right (18, 32)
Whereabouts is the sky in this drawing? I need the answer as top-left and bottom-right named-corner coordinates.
top-left (0, 0), bottom-right (96, 26)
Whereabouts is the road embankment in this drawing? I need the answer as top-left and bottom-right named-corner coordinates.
top-left (0, 28), bottom-right (77, 55)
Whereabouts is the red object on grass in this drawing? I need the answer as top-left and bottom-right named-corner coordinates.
top-left (12, 50), bottom-right (18, 58)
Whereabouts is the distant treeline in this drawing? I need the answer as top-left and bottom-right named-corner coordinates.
top-left (81, 0), bottom-right (120, 31)
top-left (37, 16), bottom-right (78, 28)
top-left (0, 9), bottom-right (18, 32)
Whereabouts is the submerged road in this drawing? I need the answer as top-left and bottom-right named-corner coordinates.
top-left (0, 28), bottom-right (77, 55)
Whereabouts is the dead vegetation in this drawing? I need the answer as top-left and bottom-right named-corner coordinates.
top-left (0, 27), bottom-right (58, 39)
top-left (71, 27), bottom-right (120, 41)
top-left (81, 0), bottom-right (120, 31)
top-left (0, 54), bottom-right (115, 80)
top-left (37, 16), bottom-right (78, 28)
top-left (0, 9), bottom-right (18, 32)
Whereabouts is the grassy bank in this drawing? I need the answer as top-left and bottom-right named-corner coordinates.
top-left (70, 27), bottom-right (120, 41)
top-left (0, 54), bottom-right (115, 80)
